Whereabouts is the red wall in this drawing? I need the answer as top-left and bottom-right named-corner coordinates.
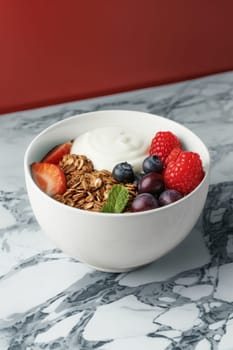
top-left (1, 1), bottom-right (233, 114)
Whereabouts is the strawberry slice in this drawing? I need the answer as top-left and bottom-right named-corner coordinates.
top-left (31, 162), bottom-right (67, 196)
top-left (41, 141), bottom-right (72, 164)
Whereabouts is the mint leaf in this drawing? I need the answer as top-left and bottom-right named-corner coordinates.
top-left (101, 185), bottom-right (129, 213)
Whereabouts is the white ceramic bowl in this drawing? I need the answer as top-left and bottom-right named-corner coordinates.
top-left (24, 110), bottom-right (210, 272)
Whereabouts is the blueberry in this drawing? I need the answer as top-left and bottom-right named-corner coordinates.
top-left (143, 155), bottom-right (163, 174)
top-left (112, 162), bottom-right (135, 183)
top-left (130, 193), bottom-right (159, 212)
top-left (138, 172), bottom-right (164, 196)
top-left (158, 189), bottom-right (183, 206)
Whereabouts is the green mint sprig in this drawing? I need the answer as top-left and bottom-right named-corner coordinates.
top-left (101, 185), bottom-right (129, 213)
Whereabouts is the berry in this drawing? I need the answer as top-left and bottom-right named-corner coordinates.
top-left (138, 172), bottom-right (164, 196)
top-left (130, 193), bottom-right (159, 212)
top-left (149, 131), bottom-right (182, 162)
top-left (142, 155), bottom-right (163, 174)
top-left (134, 172), bottom-right (145, 185)
top-left (159, 189), bottom-right (183, 206)
top-left (164, 147), bottom-right (182, 167)
top-left (42, 141), bottom-right (72, 164)
top-left (112, 162), bottom-right (135, 183)
top-left (164, 151), bottom-right (205, 195)
top-left (31, 162), bottom-right (67, 196)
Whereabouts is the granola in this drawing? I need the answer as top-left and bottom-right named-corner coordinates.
top-left (54, 154), bottom-right (138, 212)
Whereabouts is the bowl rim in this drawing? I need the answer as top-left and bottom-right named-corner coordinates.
top-left (24, 109), bottom-right (211, 217)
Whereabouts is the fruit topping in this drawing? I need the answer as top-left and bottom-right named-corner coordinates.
top-left (142, 155), bottom-right (163, 174)
top-left (31, 162), bottom-right (67, 196)
top-left (130, 193), bottom-right (159, 212)
top-left (158, 189), bottom-right (183, 206)
top-left (41, 141), bottom-right (72, 164)
top-left (112, 162), bottom-right (135, 183)
top-left (134, 173), bottom-right (145, 185)
top-left (149, 131), bottom-right (182, 162)
top-left (164, 147), bottom-right (182, 167)
top-left (138, 172), bottom-right (164, 196)
top-left (164, 151), bottom-right (205, 195)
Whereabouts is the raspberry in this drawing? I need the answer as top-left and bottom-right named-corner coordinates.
top-left (149, 131), bottom-right (182, 162)
top-left (164, 151), bottom-right (205, 195)
top-left (164, 147), bottom-right (182, 167)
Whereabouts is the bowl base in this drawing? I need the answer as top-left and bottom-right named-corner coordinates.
top-left (85, 261), bottom-right (150, 273)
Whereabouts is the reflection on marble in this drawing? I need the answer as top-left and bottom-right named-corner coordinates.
top-left (1, 71), bottom-right (233, 349)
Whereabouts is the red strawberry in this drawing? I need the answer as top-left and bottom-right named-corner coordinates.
top-left (149, 131), bottom-right (182, 162)
top-left (164, 151), bottom-right (205, 195)
top-left (41, 141), bottom-right (72, 164)
top-left (31, 162), bottom-right (67, 196)
top-left (164, 147), bottom-right (182, 167)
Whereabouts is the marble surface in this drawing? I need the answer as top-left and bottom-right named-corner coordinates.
top-left (1, 71), bottom-right (233, 349)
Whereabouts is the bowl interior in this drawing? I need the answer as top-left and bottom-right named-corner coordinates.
top-left (25, 110), bottom-right (210, 177)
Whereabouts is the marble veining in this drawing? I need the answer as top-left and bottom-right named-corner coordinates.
top-left (1, 72), bottom-right (233, 349)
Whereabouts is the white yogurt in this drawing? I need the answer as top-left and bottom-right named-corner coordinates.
top-left (71, 126), bottom-right (149, 171)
